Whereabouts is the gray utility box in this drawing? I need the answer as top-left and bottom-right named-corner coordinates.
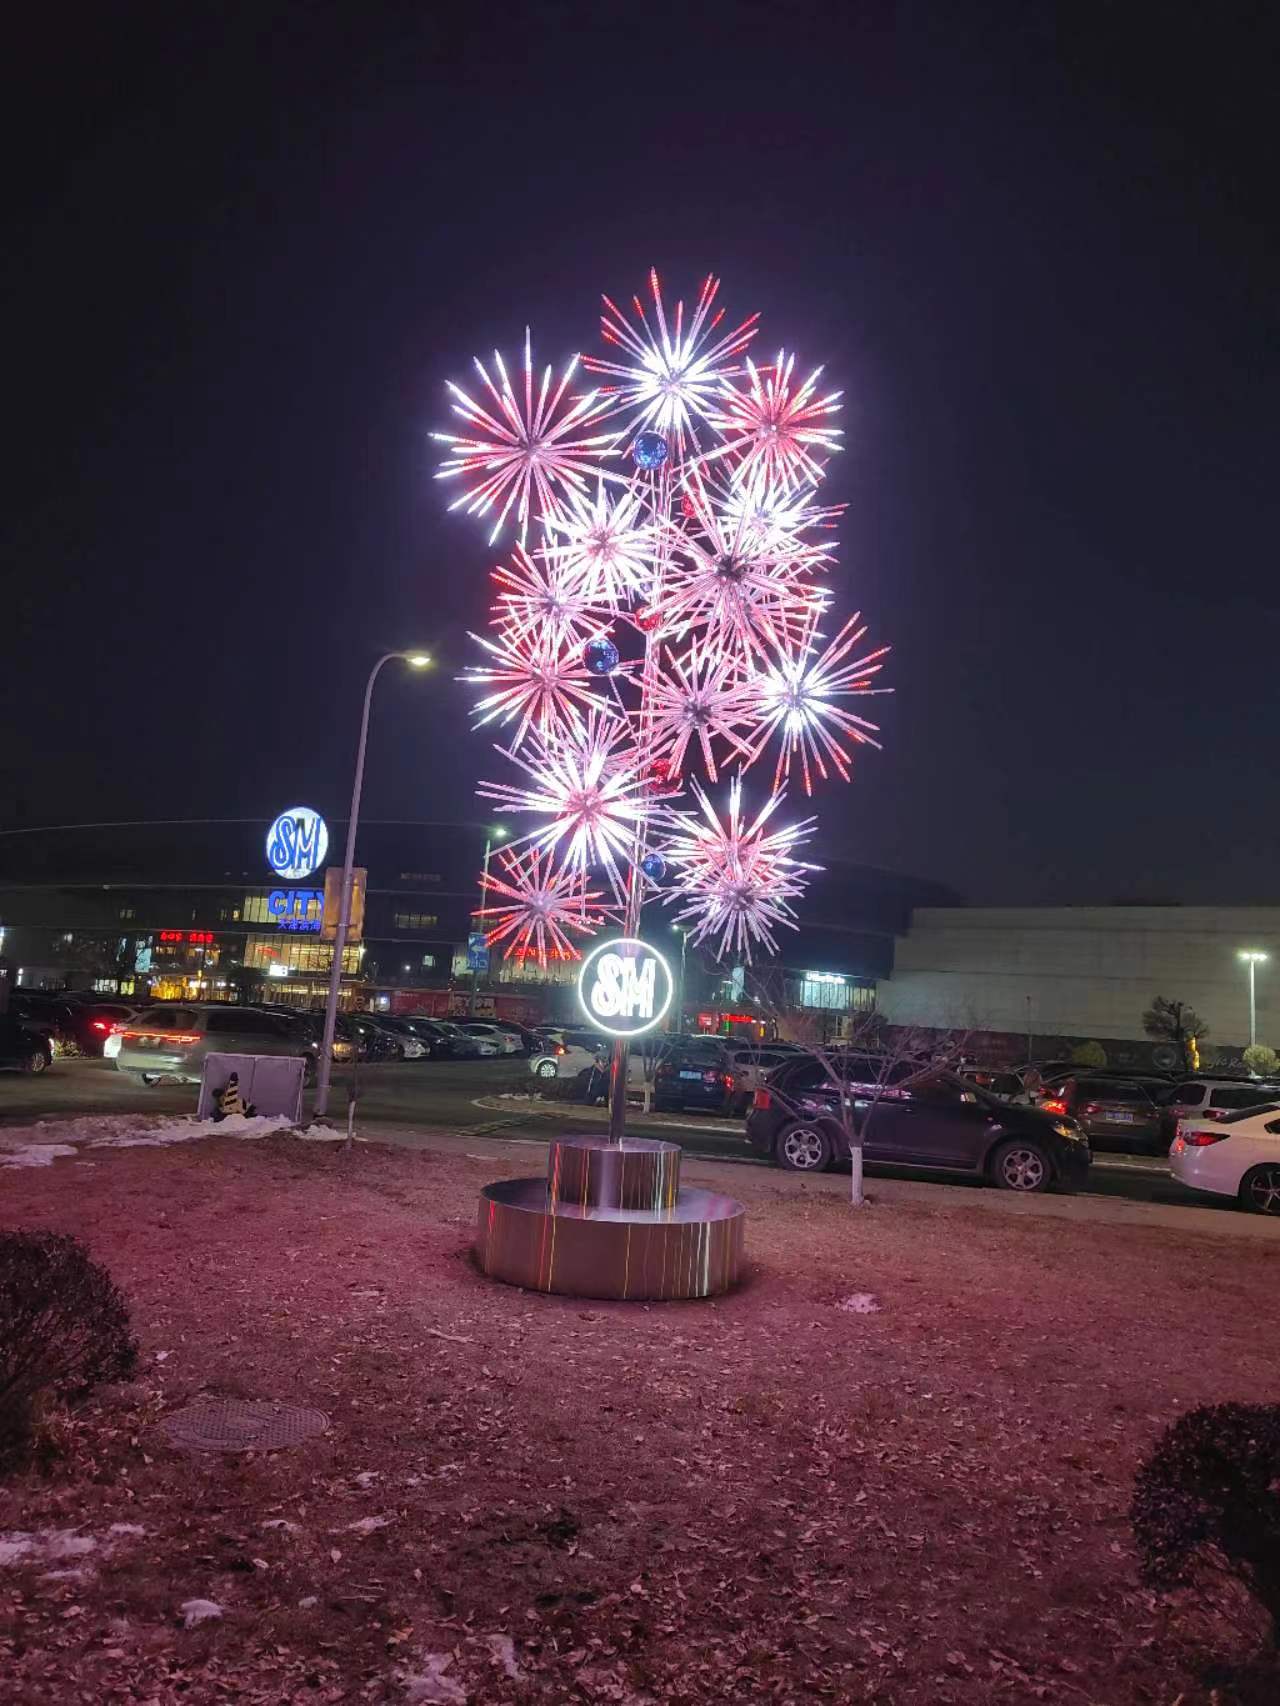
top-left (197, 1053), bottom-right (306, 1123)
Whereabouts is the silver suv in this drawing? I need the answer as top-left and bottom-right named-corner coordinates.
top-left (114, 1004), bottom-right (318, 1086)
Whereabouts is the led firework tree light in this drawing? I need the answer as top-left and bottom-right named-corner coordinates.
top-left (437, 268), bottom-right (890, 1140)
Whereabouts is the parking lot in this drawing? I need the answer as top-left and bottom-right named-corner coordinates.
top-left (4, 1051), bottom-right (1276, 1233)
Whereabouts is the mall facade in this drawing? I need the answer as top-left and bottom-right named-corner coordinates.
top-left (0, 817), bottom-right (951, 1030)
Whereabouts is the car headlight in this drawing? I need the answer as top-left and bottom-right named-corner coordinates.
top-left (1053, 1120), bottom-right (1085, 1142)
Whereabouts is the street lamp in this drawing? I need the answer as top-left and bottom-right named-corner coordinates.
top-left (1238, 949), bottom-right (1269, 1048)
top-left (313, 650), bottom-right (433, 1117)
top-left (468, 825), bottom-right (507, 1016)
top-left (672, 923), bottom-right (689, 1032)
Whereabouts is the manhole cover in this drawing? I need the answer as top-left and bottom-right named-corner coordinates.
top-left (160, 1399), bottom-right (329, 1453)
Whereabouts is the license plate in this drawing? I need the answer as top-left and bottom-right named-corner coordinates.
top-left (679, 1069), bottom-right (702, 1080)
top-left (1105, 1110), bottom-right (1134, 1123)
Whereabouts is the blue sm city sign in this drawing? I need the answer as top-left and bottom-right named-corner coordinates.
top-left (266, 807), bottom-right (329, 882)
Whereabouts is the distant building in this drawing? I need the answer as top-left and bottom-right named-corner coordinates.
top-left (878, 906), bottom-right (1280, 1062)
top-left (0, 819), bottom-right (952, 1028)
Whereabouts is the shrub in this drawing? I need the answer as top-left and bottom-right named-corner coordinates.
top-left (1070, 1040), bottom-right (1108, 1069)
top-left (1132, 1403), bottom-right (1280, 1641)
top-left (1243, 1045), bottom-right (1279, 1078)
top-left (0, 1231), bottom-right (137, 1473)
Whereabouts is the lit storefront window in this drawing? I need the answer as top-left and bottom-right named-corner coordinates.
top-left (243, 935), bottom-right (362, 976)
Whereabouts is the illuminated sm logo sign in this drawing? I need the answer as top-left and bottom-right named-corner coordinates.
top-left (577, 936), bottom-right (674, 1039)
top-left (265, 807), bottom-right (329, 881)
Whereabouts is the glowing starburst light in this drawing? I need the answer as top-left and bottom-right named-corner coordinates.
top-left (644, 639), bottom-right (757, 781)
top-left (461, 628), bottom-right (615, 751)
top-left (584, 271), bottom-right (760, 452)
top-left (707, 351), bottom-right (843, 489)
top-left (541, 480), bottom-right (654, 608)
top-left (477, 845), bottom-right (614, 966)
top-left (663, 478), bottom-right (825, 655)
top-left (478, 714), bottom-right (662, 902)
top-left (744, 614), bottom-right (890, 795)
top-left (661, 778), bottom-right (819, 960)
top-left (490, 543), bottom-right (600, 651)
top-left (433, 330), bottom-right (619, 543)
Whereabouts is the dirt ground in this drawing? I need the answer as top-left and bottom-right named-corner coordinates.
top-left (1, 1132), bottom-right (1276, 1704)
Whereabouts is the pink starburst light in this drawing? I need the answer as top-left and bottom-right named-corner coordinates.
top-left (584, 271), bottom-right (760, 453)
top-left (541, 480), bottom-right (655, 609)
top-left (433, 330), bottom-right (619, 544)
top-left (477, 713), bottom-right (663, 903)
top-left (743, 613), bottom-right (890, 795)
top-left (663, 477), bottom-right (824, 656)
top-left (461, 628), bottom-right (615, 751)
top-left (706, 351), bottom-right (843, 489)
top-left (477, 845), bottom-right (614, 966)
top-left (661, 778), bottom-right (819, 960)
top-left (644, 639), bottom-right (757, 782)
top-left (490, 543), bottom-right (600, 652)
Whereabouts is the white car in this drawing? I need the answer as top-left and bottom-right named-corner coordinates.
top-left (1169, 1103), bottom-right (1280, 1215)
top-left (530, 1041), bottom-right (599, 1080)
top-left (460, 1022), bottom-right (520, 1056)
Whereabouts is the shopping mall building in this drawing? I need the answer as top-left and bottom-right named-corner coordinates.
top-left (0, 817), bottom-right (951, 1030)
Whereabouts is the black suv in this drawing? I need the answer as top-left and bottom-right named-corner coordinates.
top-left (746, 1053), bottom-right (1090, 1192)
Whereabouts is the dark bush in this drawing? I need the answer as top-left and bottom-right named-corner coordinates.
top-left (1132, 1403), bottom-right (1280, 1641)
top-left (0, 1230), bottom-right (137, 1472)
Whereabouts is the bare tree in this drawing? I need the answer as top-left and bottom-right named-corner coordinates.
top-left (743, 970), bottom-right (974, 1205)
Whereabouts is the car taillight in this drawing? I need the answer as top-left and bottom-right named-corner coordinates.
top-left (1083, 1103), bottom-right (1098, 1116)
top-left (555, 1043), bottom-right (566, 1055)
top-left (752, 1088), bottom-right (772, 1111)
top-left (1041, 1097), bottom-right (1067, 1115)
top-left (1182, 1129), bottom-right (1229, 1146)
top-left (109, 1021), bottom-right (127, 1034)
top-left (91, 1019), bottom-right (111, 1033)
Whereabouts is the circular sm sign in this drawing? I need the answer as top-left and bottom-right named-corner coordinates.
top-left (577, 936), bottom-right (674, 1039)
top-left (266, 807), bottom-right (329, 881)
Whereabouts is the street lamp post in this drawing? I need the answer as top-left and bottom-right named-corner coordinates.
top-left (673, 924), bottom-right (688, 1032)
top-left (313, 651), bottom-right (432, 1119)
top-left (1239, 949), bottom-right (1269, 1049)
top-left (468, 825), bottom-right (506, 1016)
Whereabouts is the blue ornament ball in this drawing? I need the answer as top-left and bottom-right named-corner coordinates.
top-left (632, 430), bottom-right (669, 470)
top-left (641, 851), bottom-right (667, 882)
top-left (582, 636), bottom-right (620, 675)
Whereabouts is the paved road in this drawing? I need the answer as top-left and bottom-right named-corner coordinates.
top-left (0, 1053), bottom-right (1257, 1222)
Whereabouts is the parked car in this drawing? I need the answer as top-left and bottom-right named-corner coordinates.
top-left (390, 1015), bottom-right (460, 1058)
top-left (0, 1012), bottom-right (53, 1075)
top-left (114, 1004), bottom-right (321, 1086)
top-left (1158, 1077), bottom-right (1280, 1141)
top-left (71, 1002), bottom-right (138, 1056)
top-left (457, 1022), bottom-right (521, 1056)
top-left (8, 992), bottom-right (79, 1053)
top-left (358, 1014), bottom-right (428, 1060)
top-left (653, 1036), bottom-right (736, 1113)
top-left (1169, 1103), bottom-right (1280, 1214)
top-left (284, 1010), bottom-right (356, 1064)
top-left (530, 1038), bottom-right (600, 1080)
top-left (1044, 1075), bottom-right (1166, 1153)
top-left (486, 1020), bottom-right (541, 1055)
top-left (746, 1054), bottom-right (1091, 1191)
top-left (342, 1013), bottom-right (403, 1062)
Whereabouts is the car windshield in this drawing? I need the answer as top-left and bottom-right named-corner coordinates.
top-left (1076, 1079), bottom-right (1155, 1104)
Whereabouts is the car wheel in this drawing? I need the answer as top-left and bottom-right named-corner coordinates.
top-left (775, 1121), bottom-right (834, 1172)
top-left (22, 1048), bottom-right (50, 1076)
top-left (1239, 1163), bottom-right (1280, 1216)
top-left (989, 1139), bottom-right (1051, 1192)
top-left (535, 1059), bottom-right (558, 1079)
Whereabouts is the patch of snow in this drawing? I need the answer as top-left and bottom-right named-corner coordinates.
top-left (837, 1293), bottom-right (881, 1314)
top-left (402, 1653), bottom-right (467, 1704)
top-left (107, 1523), bottom-right (146, 1537)
top-left (298, 1595), bottom-right (318, 1609)
top-left (91, 1113), bottom-right (294, 1148)
top-left (0, 1143), bottom-right (79, 1168)
top-left (352, 1470), bottom-right (380, 1488)
top-left (41, 1566), bottom-right (95, 1582)
top-left (180, 1598), bottom-right (224, 1628)
top-left (0, 1531), bottom-right (97, 1566)
top-left (484, 1633), bottom-right (522, 1680)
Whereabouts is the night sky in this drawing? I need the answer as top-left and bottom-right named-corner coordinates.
top-left (3, 2), bottom-right (1277, 905)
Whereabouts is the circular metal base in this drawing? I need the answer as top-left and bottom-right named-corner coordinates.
top-left (477, 1173), bottom-right (746, 1301)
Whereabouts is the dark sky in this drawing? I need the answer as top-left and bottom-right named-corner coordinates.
top-left (2, 1), bottom-right (1277, 905)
